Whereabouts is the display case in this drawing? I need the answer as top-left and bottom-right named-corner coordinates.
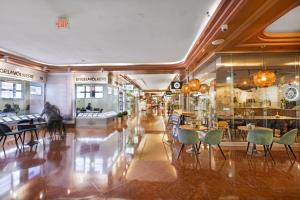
top-left (76, 111), bottom-right (117, 128)
top-left (0, 114), bottom-right (41, 124)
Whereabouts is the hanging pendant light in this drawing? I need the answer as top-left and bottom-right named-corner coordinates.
top-left (181, 84), bottom-right (190, 94)
top-left (236, 79), bottom-right (255, 90)
top-left (253, 70), bottom-right (276, 87)
top-left (253, 53), bottom-right (276, 88)
top-left (199, 84), bottom-right (209, 94)
top-left (188, 79), bottom-right (201, 91)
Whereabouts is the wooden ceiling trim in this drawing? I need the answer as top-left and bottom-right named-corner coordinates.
top-left (1, 0), bottom-right (299, 74)
top-left (184, 0), bottom-right (245, 68)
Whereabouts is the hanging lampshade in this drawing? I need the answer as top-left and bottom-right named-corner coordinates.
top-left (236, 79), bottom-right (255, 90)
top-left (253, 70), bottom-right (276, 87)
top-left (188, 79), bottom-right (201, 91)
top-left (199, 84), bottom-right (209, 94)
top-left (181, 84), bottom-right (190, 94)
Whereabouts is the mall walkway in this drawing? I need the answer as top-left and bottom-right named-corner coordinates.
top-left (0, 111), bottom-right (300, 199)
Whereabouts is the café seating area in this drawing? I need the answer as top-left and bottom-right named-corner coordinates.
top-left (166, 112), bottom-right (298, 164)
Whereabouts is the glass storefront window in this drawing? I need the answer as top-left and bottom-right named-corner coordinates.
top-left (215, 53), bottom-right (300, 142)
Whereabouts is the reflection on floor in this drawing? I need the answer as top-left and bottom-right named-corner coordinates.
top-left (0, 111), bottom-right (300, 199)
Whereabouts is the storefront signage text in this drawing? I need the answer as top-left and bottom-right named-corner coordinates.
top-left (75, 77), bottom-right (106, 82)
top-left (73, 72), bottom-right (108, 84)
top-left (0, 68), bottom-right (34, 79)
top-left (0, 62), bottom-right (46, 83)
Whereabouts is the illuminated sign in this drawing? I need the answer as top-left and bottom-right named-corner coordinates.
top-left (283, 84), bottom-right (299, 101)
top-left (171, 81), bottom-right (182, 90)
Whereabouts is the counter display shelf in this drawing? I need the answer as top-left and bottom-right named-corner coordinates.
top-left (0, 114), bottom-right (42, 125)
top-left (76, 111), bottom-right (117, 128)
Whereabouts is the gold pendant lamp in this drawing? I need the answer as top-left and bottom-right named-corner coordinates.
top-left (253, 54), bottom-right (276, 88)
top-left (199, 84), bottom-right (209, 94)
top-left (188, 78), bottom-right (201, 91)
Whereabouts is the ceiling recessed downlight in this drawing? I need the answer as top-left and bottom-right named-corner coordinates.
top-left (212, 39), bottom-right (225, 46)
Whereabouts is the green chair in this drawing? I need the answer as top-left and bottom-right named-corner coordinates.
top-left (177, 129), bottom-right (200, 160)
top-left (270, 129), bottom-right (298, 162)
top-left (199, 129), bottom-right (226, 160)
top-left (246, 128), bottom-right (274, 161)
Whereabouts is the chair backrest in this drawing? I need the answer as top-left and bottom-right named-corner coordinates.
top-left (204, 129), bottom-right (223, 145)
top-left (178, 129), bottom-right (199, 145)
top-left (17, 119), bottom-right (35, 130)
top-left (0, 123), bottom-right (12, 134)
top-left (169, 114), bottom-right (180, 125)
top-left (279, 129), bottom-right (298, 145)
top-left (218, 121), bottom-right (229, 129)
top-left (247, 128), bottom-right (273, 145)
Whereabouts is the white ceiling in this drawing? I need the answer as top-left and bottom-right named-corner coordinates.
top-left (127, 74), bottom-right (176, 90)
top-left (265, 5), bottom-right (300, 33)
top-left (0, 0), bottom-right (221, 66)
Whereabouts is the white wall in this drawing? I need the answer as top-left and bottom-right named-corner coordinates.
top-left (46, 73), bottom-right (74, 118)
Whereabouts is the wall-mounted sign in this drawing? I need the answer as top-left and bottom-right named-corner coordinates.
top-left (73, 72), bottom-right (108, 84)
top-left (283, 84), bottom-right (299, 101)
top-left (0, 62), bottom-right (46, 83)
top-left (171, 81), bottom-right (182, 90)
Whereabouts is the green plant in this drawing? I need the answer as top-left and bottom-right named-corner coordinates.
top-left (117, 112), bottom-right (123, 118)
top-left (122, 111), bottom-right (128, 116)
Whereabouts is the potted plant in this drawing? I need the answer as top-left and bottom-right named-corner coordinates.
top-left (117, 112), bottom-right (123, 123)
top-left (122, 111), bottom-right (128, 120)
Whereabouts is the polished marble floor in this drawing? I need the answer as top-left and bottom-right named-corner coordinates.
top-left (1, 111), bottom-right (300, 200)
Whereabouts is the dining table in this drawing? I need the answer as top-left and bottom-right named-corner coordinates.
top-left (180, 124), bottom-right (208, 131)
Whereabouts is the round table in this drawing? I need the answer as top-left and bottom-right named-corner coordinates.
top-left (180, 124), bottom-right (208, 131)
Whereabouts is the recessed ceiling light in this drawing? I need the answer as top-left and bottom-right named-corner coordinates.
top-left (212, 39), bottom-right (225, 46)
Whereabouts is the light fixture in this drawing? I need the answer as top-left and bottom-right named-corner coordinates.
top-left (253, 70), bottom-right (276, 87)
top-left (212, 39), bottom-right (225, 46)
top-left (188, 79), bottom-right (201, 91)
top-left (226, 76), bottom-right (231, 81)
top-left (199, 84), bottom-right (209, 94)
top-left (236, 79), bottom-right (255, 90)
top-left (181, 84), bottom-right (190, 94)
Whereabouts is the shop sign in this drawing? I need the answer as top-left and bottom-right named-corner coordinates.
top-left (0, 61), bottom-right (46, 83)
top-left (73, 72), bottom-right (108, 84)
top-left (283, 84), bottom-right (299, 101)
top-left (171, 81), bottom-right (182, 90)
